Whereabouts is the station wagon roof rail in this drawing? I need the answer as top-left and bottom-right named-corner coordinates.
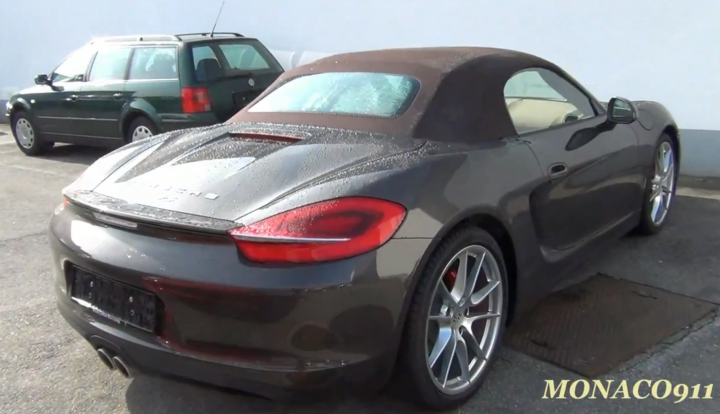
top-left (89, 34), bottom-right (181, 43)
top-left (175, 32), bottom-right (244, 38)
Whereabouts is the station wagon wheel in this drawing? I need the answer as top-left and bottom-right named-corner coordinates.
top-left (399, 227), bottom-right (508, 410)
top-left (15, 118), bottom-right (34, 149)
top-left (636, 134), bottom-right (677, 235)
top-left (11, 111), bottom-right (54, 156)
top-left (126, 116), bottom-right (158, 144)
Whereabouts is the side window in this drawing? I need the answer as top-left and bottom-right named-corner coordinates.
top-left (128, 47), bottom-right (178, 80)
top-left (504, 68), bottom-right (597, 135)
top-left (51, 46), bottom-right (96, 83)
top-left (192, 46), bottom-right (219, 68)
top-left (88, 47), bottom-right (132, 82)
top-left (191, 46), bottom-right (220, 82)
top-left (218, 44), bottom-right (270, 71)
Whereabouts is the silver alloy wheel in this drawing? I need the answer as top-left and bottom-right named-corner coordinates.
top-left (649, 141), bottom-right (675, 225)
top-left (15, 118), bottom-right (35, 149)
top-left (131, 126), bottom-right (153, 142)
top-left (425, 245), bottom-right (503, 395)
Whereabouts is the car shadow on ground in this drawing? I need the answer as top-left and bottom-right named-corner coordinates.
top-left (38, 144), bottom-right (110, 166)
top-left (124, 375), bottom-right (425, 414)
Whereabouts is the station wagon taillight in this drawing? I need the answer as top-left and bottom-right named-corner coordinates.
top-left (228, 197), bottom-right (407, 263)
top-left (181, 87), bottom-right (211, 113)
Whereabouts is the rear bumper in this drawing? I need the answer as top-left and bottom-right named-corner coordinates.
top-left (49, 203), bottom-right (430, 398)
top-left (56, 297), bottom-right (390, 400)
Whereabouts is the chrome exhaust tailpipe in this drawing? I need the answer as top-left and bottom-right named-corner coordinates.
top-left (96, 348), bottom-right (116, 370)
top-left (111, 356), bottom-right (133, 379)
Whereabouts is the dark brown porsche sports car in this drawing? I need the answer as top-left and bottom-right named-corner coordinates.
top-left (51, 47), bottom-right (680, 410)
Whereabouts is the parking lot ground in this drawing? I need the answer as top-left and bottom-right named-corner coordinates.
top-left (1, 123), bottom-right (719, 414)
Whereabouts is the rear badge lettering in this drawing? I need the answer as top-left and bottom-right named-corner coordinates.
top-left (125, 182), bottom-right (220, 201)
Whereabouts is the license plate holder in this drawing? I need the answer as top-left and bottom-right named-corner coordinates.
top-left (232, 90), bottom-right (261, 108)
top-left (70, 267), bottom-right (158, 333)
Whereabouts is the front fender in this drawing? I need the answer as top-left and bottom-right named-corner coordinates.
top-left (7, 96), bottom-right (33, 120)
top-left (632, 100), bottom-right (681, 170)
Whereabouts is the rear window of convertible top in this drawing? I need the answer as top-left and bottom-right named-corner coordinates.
top-left (247, 72), bottom-right (420, 118)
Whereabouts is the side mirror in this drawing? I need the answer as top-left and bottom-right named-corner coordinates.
top-left (34, 74), bottom-right (50, 85)
top-left (607, 97), bottom-right (636, 124)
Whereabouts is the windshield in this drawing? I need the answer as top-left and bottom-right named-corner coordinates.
top-left (248, 72), bottom-right (420, 118)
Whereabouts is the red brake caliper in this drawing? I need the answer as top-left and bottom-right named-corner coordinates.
top-left (443, 269), bottom-right (457, 289)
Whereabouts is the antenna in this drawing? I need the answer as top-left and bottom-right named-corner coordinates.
top-left (209, 1), bottom-right (225, 38)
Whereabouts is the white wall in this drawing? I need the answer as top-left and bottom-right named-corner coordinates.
top-left (1, 0), bottom-right (719, 173)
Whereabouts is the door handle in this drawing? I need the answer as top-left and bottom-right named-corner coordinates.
top-left (112, 93), bottom-right (123, 100)
top-left (69, 95), bottom-right (78, 101)
top-left (549, 163), bottom-right (568, 178)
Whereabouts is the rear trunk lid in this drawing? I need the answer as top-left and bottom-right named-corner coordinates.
top-left (90, 123), bottom-right (424, 222)
top-left (187, 38), bottom-right (283, 121)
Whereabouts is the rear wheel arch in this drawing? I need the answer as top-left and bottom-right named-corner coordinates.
top-left (397, 209), bottom-right (519, 336)
top-left (391, 214), bottom-right (516, 408)
top-left (121, 111), bottom-right (157, 142)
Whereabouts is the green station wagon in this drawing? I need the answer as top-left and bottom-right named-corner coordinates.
top-left (4, 32), bottom-right (284, 155)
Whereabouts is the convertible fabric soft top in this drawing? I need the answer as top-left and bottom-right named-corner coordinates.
top-left (229, 47), bottom-right (574, 141)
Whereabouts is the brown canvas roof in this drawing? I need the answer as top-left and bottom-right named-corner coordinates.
top-left (229, 47), bottom-right (570, 141)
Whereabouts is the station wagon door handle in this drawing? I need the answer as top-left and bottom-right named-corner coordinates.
top-left (68, 95), bottom-right (78, 101)
top-left (112, 93), bottom-right (123, 100)
top-left (549, 163), bottom-right (568, 178)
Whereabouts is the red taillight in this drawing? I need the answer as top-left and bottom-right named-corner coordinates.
top-left (62, 196), bottom-right (70, 208)
top-left (181, 87), bottom-right (211, 113)
top-left (228, 197), bottom-right (407, 263)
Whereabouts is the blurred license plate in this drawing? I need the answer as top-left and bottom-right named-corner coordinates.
top-left (70, 267), bottom-right (157, 333)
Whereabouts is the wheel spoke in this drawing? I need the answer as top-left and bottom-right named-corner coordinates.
top-left (663, 148), bottom-right (672, 174)
top-left (461, 253), bottom-right (485, 304)
top-left (651, 194), bottom-right (661, 221)
top-left (462, 327), bottom-right (486, 361)
top-left (451, 251), bottom-right (470, 302)
top-left (655, 150), bottom-right (664, 176)
top-left (439, 333), bottom-right (458, 386)
top-left (456, 333), bottom-right (471, 382)
top-left (429, 314), bottom-right (452, 323)
top-left (428, 326), bottom-right (452, 369)
top-left (470, 280), bottom-right (500, 306)
top-left (437, 281), bottom-right (456, 305)
top-left (467, 312), bottom-right (500, 323)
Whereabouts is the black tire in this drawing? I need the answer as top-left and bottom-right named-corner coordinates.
top-left (635, 133), bottom-right (678, 235)
top-left (397, 226), bottom-right (509, 411)
top-left (125, 116), bottom-right (157, 144)
top-left (11, 111), bottom-right (54, 156)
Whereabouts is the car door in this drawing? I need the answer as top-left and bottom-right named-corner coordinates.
top-left (125, 45), bottom-right (182, 129)
top-left (32, 45), bottom-right (96, 137)
top-left (504, 68), bottom-right (644, 251)
top-left (61, 45), bottom-right (133, 141)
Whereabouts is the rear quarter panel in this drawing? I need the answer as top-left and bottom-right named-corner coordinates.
top-left (267, 138), bottom-right (546, 320)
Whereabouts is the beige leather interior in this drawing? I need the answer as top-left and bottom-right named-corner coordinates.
top-left (505, 98), bottom-right (582, 134)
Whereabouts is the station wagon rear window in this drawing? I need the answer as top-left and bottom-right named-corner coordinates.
top-left (190, 40), bottom-right (282, 82)
top-left (248, 72), bottom-right (420, 118)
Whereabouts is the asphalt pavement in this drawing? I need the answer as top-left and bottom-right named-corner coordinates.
top-left (0, 124), bottom-right (718, 414)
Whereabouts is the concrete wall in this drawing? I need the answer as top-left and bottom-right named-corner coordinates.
top-left (1, 0), bottom-right (718, 175)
